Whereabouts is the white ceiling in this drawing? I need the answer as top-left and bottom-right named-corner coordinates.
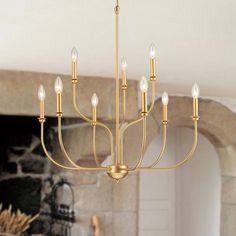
top-left (0, 0), bottom-right (235, 97)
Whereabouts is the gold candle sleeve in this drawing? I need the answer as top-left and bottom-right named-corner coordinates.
top-left (163, 104), bottom-right (168, 122)
top-left (57, 93), bottom-right (62, 115)
top-left (193, 98), bottom-right (199, 118)
top-left (122, 70), bottom-right (127, 90)
top-left (92, 107), bottom-right (97, 125)
top-left (40, 100), bottom-right (45, 119)
top-left (150, 58), bottom-right (156, 81)
top-left (141, 92), bottom-right (148, 116)
top-left (72, 61), bottom-right (77, 83)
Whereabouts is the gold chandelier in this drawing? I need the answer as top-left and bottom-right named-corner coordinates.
top-left (37, 0), bottom-right (200, 182)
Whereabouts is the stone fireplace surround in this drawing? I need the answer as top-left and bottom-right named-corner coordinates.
top-left (0, 70), bottom-right (236, 235)
top-left (0, 70), bottom-right (140, 236)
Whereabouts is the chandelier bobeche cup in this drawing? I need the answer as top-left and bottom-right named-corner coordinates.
top-left (37, 0), bottom-right (200, 182)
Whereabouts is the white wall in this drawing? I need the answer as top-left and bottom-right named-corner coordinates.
top-left (139, 127), bottom-right (221, 236)
top-left (175, 128), bottom-right (221, 236)
top-left (139, 128), bottom-right (177, 236)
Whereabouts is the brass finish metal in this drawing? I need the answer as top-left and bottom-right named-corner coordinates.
top-left (162, 120), bottom-right (168, 125)
top-left (122, 90), bottom-right (126, 121)
top-left (163, 104), bottom-right (168, 122)
top-left (192, 116), bottom-right (200, 121)
top-left (130, 117), bottom-right (147, 170)
top-left (107, 164), bottom-right (128, 181)
top-left (57, 116), bottom-right (106, 170)
top-left (92, 107), bottom-right (97, 125)
top-left (38, 0), bottom-right (200, 181)
top-left (121, 84), bottom-right (127, 90)
top-left (72, 62), bottom-right (77, 83)
top-left (115, 0), bottom-right (120, 165)
top-left (136, 120), bottom-right (198, 170)
top-left (193, 98), bottom-right (198, 118)
top-left (141, 92), bottom-right (148, 116)
top-left (72, 83), bottom-right (115, 164)
top-left (148, 81), bottom-right (156, 113)
top-left (121, 62), bottom-right (127, 121)
top-left (56, 93), bottom-right (62, 116)
top-left (150, 58), bottom-right (156, 81)
top-left (93, 125), bottom-right (100, 167)
top-left (38, 117), bottom-right (46, 123)
top-left (41, 121), bottom-right (105, 171)
top-left (150, 123), bottom-right (167, 167)
top-left (39, 100), bottom-right (45, 119)
top-left (122, 70), bottom-right (127, 90)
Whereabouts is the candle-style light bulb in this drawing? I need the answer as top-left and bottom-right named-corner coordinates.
top-left (149, 43), bottom-right (156, 59)
top-left (54, 76), bottom-right (63, 94)
top-left (192, 83), bottom-right (200, 99)
top-left (121, 57), bottom-right (127, 71)
top-left (91, 93), bottom-right (99, 107)
top-left (162, 92), bottom-right (169, 105)
top-left (71, 47), bottom-right (78, 62)
top-left (38, 85), bottom-right (46, 101)
top-left (140, 76), bottom-right (149, 93)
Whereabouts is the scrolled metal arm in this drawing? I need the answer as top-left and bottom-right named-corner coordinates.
top-left (129, 117), bottom-right (147, 170)
top-left (135, 120), bottom-right (198, 171)
top-left (120, 117), bottom-right (143, 164)
top-left (120, 80), bottom-right (155, 139)
top-left (149, 123), bottom-right (167, 167)
top-left (40, 121), bottom-right (80, 170)
top-left (72, 83), bottom-right (115, 164)
top-left (55, 117), bottom-right (106, 171)
top-left (119, 81), bottom-right (155, 165)
top-left (92, 125), bottom-right (100, 167)
top-left (147, 81), bottom-right (156, 114)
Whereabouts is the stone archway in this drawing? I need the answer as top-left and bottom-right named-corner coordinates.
top-left (1, 70), bottom-right (236, 235)
top-left (140, 97), bottom-right (236, 236)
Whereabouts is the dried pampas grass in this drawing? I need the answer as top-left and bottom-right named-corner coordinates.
top-left (0, 204), bottom-right (39, 236)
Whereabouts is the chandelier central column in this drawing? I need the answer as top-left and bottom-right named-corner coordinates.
top-left (115, 0), bottom-right (120, 165)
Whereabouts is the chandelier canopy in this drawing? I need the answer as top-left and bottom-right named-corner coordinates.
top-left (37, 0), bottom-right (200, 182)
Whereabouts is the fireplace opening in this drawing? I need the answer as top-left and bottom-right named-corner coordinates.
top-left (0, 115), bottom-right (56, 234)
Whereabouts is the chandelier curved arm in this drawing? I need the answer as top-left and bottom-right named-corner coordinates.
top-left (56, 117), bottom-right (107, 171)
top-left (119, 117), bottom-right (144, 163)
top-left (135, 120), bottom-right (198, 171)
top-left (147, 81), bottom-right (156, 114)
top-left (123, 117), bottom-right (144, 134)
top-left (40, 121), bottom-right (80, 170)
top-left (96, 122), bottom-right (115, 164)
top-left (149, 123), bottom-right (167, 167)
top-left (129, 117), bottom-right (147, 170)
top-left (72, 83), bottom-right (112, 130)
top-left (119, 122), bottom-right (128, 164)
top-left (72, 83), bottom-right (115, 164)
top-left (72, 84), bottom-right (95, 123)
top-left (93, 125), bottom-right (100, 167)
top-left (119, 80), bottom-right (155, 164)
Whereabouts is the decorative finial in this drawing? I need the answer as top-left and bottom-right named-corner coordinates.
top-left (114, 0), bottom-right (120, 14)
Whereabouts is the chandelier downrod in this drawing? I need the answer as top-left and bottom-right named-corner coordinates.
top-left (115, 0), bottom-right (120, 165)
top-left (37, 1), bottom-right (200, 182)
